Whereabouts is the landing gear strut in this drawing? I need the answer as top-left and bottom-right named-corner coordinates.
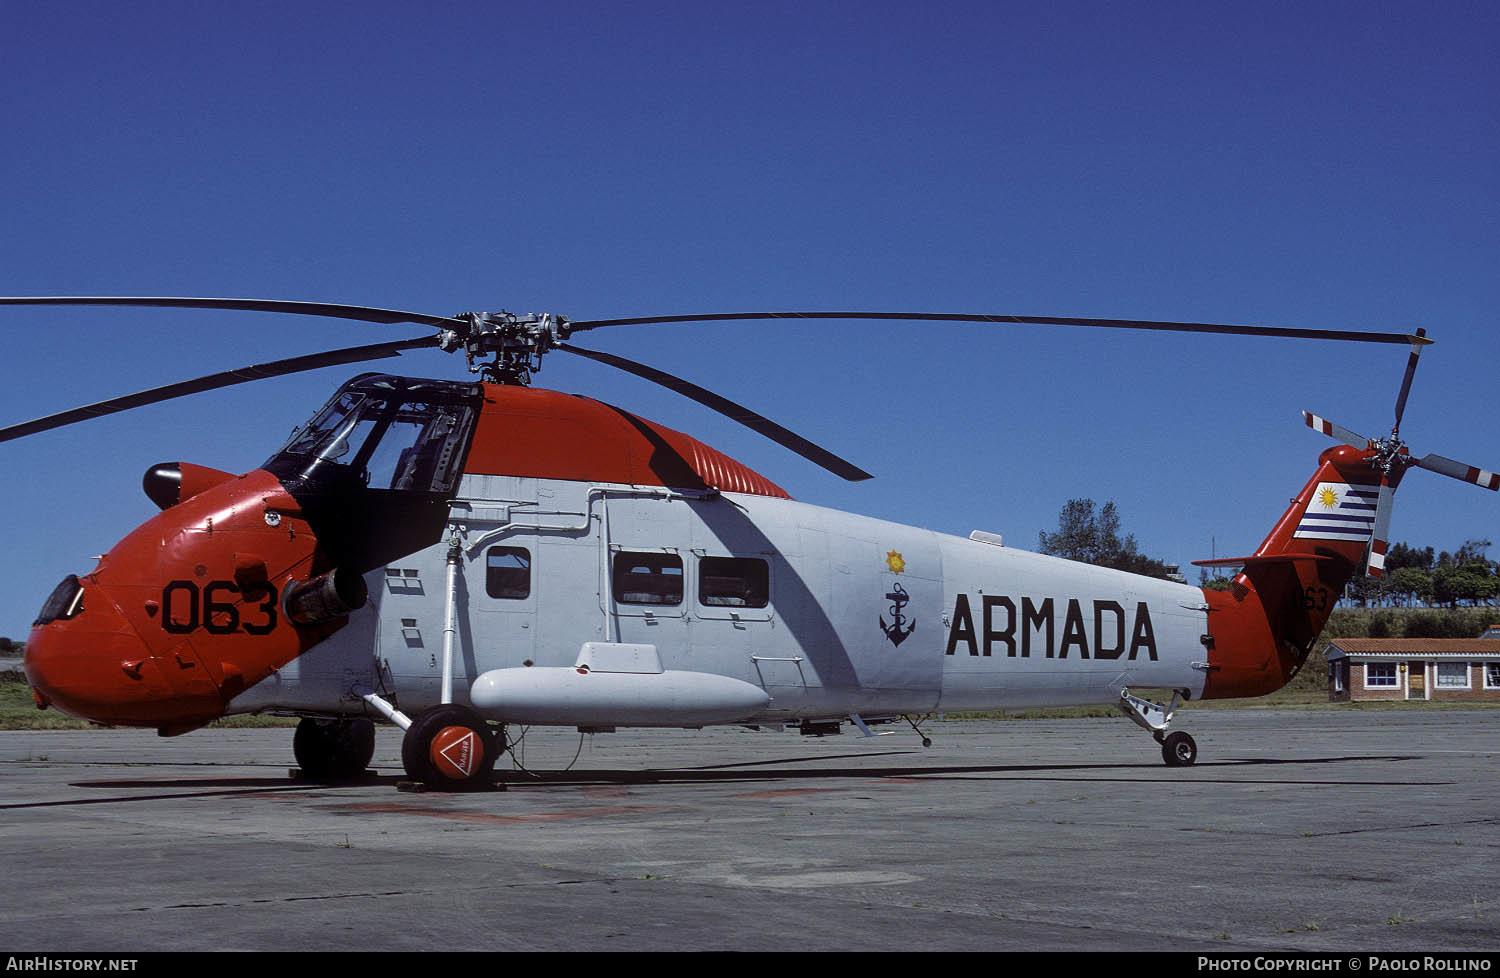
top-left (293, 716), bottom-right (376, 781)
top-left (1118, 689), bottom-right (1198, 767)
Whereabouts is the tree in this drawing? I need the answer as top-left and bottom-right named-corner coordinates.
top-left (1344, 574), bottom-right (1383, 608)
top-left (1433, 564), bottom-right (1498, 608)
top-left (1385, 542), bottom-right (1435, 573)
top-left (1431, 539), bottom-right (1498, 608)
top-left (1038, 498), bottom-right (1175, 580)
top-left (1199, 567), bottom-right (1233, 591)
top-left (1387, 566), bottom-right (1433, 607)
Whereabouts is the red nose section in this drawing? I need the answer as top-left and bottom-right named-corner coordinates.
top-left (25, 592), bottom-right (222, 731)
top-left (26, 468), bottom-right (348, 734)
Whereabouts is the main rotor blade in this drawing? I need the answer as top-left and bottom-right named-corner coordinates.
top-left (1303, 411), bottom-right (1372, 448)
top-left (568, 311), bottom-right (1432, 346)
top-left (0, 296), bottom-right (463, 329)
top-left (0, 335), bottom-right (441, 443)
top-left (1413, 453), bottom-right (1500, 491)
top-left (556, 343), bottom-right (874, 482)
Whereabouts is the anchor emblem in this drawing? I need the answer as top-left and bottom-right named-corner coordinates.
top-left (879, 582), bottom-right (916, 647)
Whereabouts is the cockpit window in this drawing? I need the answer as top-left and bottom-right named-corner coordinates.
top-left (283, 392), bottom-right (366, 457)
top-left (35, 575), bottom-right (84, 626)
top-left (268, 376), bottom-right (481, 494)
top-left (361, 402), bottom-right (468, 491)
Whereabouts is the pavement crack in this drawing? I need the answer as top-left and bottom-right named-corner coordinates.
top-left (1297, 815), bottom-right (1500, 838)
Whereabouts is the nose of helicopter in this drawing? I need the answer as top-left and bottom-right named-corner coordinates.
top-left (24, 577), bottom-right (222, 731)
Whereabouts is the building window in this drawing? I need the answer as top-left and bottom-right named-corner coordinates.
top-left (699, 556), bottom-right (770, 608)
top-left (1487, 663), bottom-right (1500, 690)
top-left (486, 547), bottom-right (531, 600)
top-left (1436, 661), bottom-right (1470, 689)
top-left (1365, 663), bottom-right (1398, 688)
top-left (613, 552), bottom-right (684, 606)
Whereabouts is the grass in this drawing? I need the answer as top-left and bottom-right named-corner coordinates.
top-left (0, 668), bottom-right (295, 731)
top-left (0, 672), bottom-right (93, 730)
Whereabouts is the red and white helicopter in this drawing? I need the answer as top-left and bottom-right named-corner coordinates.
top-left (5, 298), bottom-right (1494, 790)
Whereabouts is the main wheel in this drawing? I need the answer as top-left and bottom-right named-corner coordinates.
top-left (1160, 730), bottom-right (1198, 767)
top-left (400, 705), bottom-right (499, 790)
top-left (293, 717), bottom-right (376, 781)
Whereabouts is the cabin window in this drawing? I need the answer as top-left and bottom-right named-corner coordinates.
top-left (699, 556), bottom-right (769, 608)
top-left (486, 547), bottom-right (531, 600)
top-left (612, 552), bottom-right (683, 606)
top-left (1436, 661), bottom-right (1470, 689)
top-left (1364, 663), bottom-right (1398, 688)
top-left (1485, 663), bottom-right (1500, 689)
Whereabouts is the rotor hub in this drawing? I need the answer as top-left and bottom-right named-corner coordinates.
top-left (1364, 434), bottom-right (1413, 476)
top-left (442, 311), bottom-right (572, 385)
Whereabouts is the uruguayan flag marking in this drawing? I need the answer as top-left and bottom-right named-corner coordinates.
top-left (1294, 482), bottom-right (1378, 542)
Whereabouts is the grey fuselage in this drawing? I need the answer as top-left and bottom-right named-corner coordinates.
top-left (230, 474), bottom-right (1211, 725)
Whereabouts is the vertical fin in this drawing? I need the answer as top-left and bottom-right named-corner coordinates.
top-left (1198, 444), bottom-right (1391, 699)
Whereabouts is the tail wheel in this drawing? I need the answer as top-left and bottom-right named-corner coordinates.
top-left (1161, 731), bottom-right (1198, 767)
top-left (293, 717), bottom-right (375, 781)
top-left (400, 705), bottom-right (500, 790)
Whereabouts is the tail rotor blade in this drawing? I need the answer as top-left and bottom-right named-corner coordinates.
top-left (1391, 328), bottom-right (1427, 435)
top-left (1414, 453), bottom-right (1500, 491)
top-left (1303, 411), bottom-right (1371, 449)
top-left (1366, 479), bottom-right (1395, 579)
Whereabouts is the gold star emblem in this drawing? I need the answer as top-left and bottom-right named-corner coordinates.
top-left (885, 550), bottom-right (906, 574)
top-left (1316, 486), bottom-right (1340, 509)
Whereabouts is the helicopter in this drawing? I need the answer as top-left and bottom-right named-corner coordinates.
top-left (4, 297), bottom-right (1494, 790)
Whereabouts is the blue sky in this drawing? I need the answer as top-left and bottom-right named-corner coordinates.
top-left (1, 1), bottom-right (1496, 637)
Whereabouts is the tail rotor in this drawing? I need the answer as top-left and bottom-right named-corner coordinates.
top-left (1303, 328), bottom-right (1497, 578)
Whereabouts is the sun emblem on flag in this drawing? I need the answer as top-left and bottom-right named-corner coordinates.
top-left (885, 550), bottom-right (906, 574)
top-left (1316, 486), bottom-right (1340, 509)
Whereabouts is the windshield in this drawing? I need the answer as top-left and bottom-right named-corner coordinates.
top-left (270, 376), bottom-right (481, 494)
top-left (283, 392), bottom-right (366, 457)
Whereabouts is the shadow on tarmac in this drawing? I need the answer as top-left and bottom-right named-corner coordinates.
top-left (0, 750), bottom-right (1439, 809)
top-left (503, 752), bottom-right (1434, 788)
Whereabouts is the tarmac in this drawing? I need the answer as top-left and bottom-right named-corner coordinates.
top-left (1, 708), bottom-right (1497, 953)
